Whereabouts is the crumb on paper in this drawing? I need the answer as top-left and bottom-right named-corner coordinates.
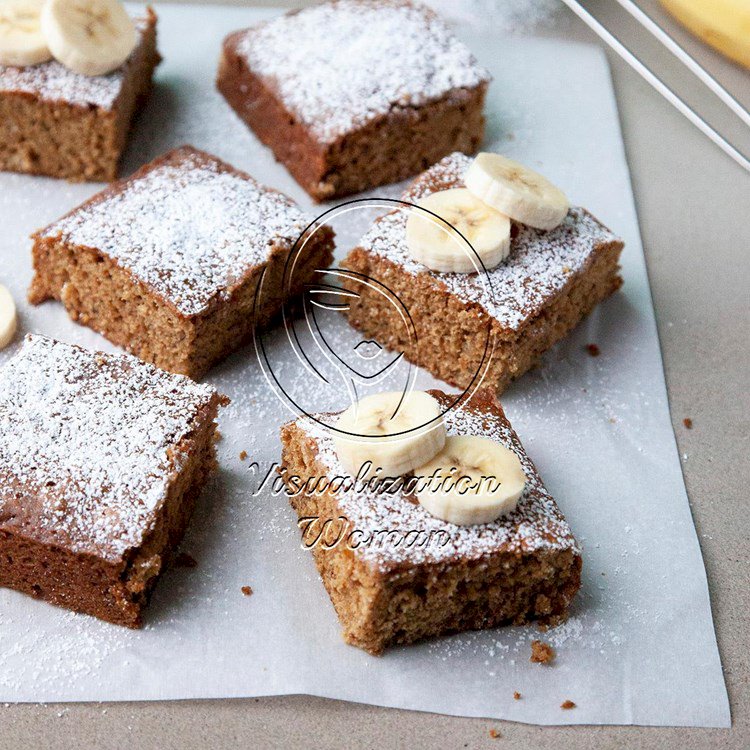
top-left (489, 728), bottom-right (501, 739)
top-left (241, 585), bottom-right (253, 597)
top-left (586, 343), bottom-right (600, 357)
top-left (174, 552), bottom-right (197, 568)
top-left (561, 700), bottom-right (576, 710)
top-left (239, 450), bottom-right (248, 461)
top-left (513, 691), bottom-right (522, 700)
top-left (683, 418), bottom-right (693, 429)
top-left (530, 640), bottom-right (555, 664)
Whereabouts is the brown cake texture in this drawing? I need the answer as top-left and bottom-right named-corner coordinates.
top-left (28, 145), bottom-right (335, 379)
top-left (279, 388), bottom-right (582, 654)
top-left (0, 9), bottom-right (160, 182)
top-left (216, 0), bottom-right (490, 201)
top-left (0, 335), bottom-right (227, 627)
top-left (342, 152), bottom-right (625, 395)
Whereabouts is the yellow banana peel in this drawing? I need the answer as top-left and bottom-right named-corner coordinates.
top-left (660, 0), bottom-right (750, 70)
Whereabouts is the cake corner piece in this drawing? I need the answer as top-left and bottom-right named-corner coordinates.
top-left (341, 152), bottom-right (624, 394)
top-left (216, 0), bottom-right (491, 201)
top-left (27, 144), bottom-right (335, 379)
top-left (279, 387), bottom-right (581, 654)
top-left (0, 8), bottom-right (160, 182)
top-left (0, 334), bottom-right (227, 627)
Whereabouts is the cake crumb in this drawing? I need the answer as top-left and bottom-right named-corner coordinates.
top-left (513, 691), bottom-right (522, 700)
top-left (241, 585), bottom-right (253, 597)
top-left (683, 418), bottom-right (693, 429)
top-left (530, 640), bottom-right (555, 664)
top-left (488, 728), bottom-right (501, 739)
top-left (174, 552), bottom-right (197, 568)
top-left (239, 450), bottom-right (248, 461)
top-left (561, 700), bottom-right (576, 710)
top-left (585, 343), bottom-right (600, 357)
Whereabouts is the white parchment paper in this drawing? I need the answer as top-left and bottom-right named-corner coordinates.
top-left (0, 4), bottom-right (729, 726)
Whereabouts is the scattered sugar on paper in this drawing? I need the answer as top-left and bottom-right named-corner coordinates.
top-left (424, 0), bottom-right (565, 33)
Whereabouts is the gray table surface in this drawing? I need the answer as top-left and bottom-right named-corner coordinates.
top-left (2, 1), bottom-right (748, 748)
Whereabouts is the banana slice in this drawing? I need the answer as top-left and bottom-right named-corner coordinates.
top-left (0, 0), bottom-right (52, 67)
top-left (406, 188), bottom-right (511, 273)
top-left (333, 390), bottom-right (446, 479)
top-left (415, 435), bottom-right (526, 525)
top-left (0, 284), bottom-right (18, 350)
top-left (41, 0), bottom-right (137, 77)
top-left (465, 153), bottom-right (569, 231)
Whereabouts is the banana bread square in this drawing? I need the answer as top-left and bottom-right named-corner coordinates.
top-left (0, 335), bottom-right (227, 627)
top-left (28, 145), bottom-right (336, 379)
top-left (216, 0), bottom-right (491, 201)
top-left (279, 388), bottom-right (582, 654)
top-left (342, 152), bottom-right (624, 394)
top-left (0, 8), bottom-right (159, 182)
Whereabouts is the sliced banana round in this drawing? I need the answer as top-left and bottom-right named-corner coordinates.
top-left (465, 152), bottom-right (569, 231)
top-left (41, 0), bottom-right (137, 77)
top-left (0, 284), bottom-right (18, 350)
top-left (406, 188), bottom-right (511, 273)
top-left (0, 0), bottom-right (52, 67)
top-left (415, 435), bottom-right (526, 525)
top-left (333, 390), bottom-right (446, 479)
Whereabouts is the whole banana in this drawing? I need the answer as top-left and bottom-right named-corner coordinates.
top-left (660, 0), bottom-right (750, 70)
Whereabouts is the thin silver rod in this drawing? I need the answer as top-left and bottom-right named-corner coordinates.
top-left (613, 0), bottom-right (750, 128)
top-left (559, 0), bottom-right (750, 174)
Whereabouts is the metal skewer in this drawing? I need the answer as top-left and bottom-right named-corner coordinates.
top-left (559, 0), bottom-right (750, 173)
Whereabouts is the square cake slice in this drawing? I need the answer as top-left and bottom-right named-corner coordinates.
top-left (29, 145), bottom-right (335, 378)
top-left (0, 9), bottom-right (159, 182)
top-left (217, 0), bottom-right (490, 201)
top-left (280, 388), bottom-right (581, 654)
top-left (0, 335), bottom-right (227, 627)
top-left (342, 152), bottom-right (624, 394)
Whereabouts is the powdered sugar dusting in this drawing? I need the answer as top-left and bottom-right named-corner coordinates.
top-left (0, 336), bottom-right (217, 562)
top-left (0, 17), bottom-right (152, 109)
top-left (359, 152), bottom-right (620, 331)
top-left (295, 391), bottom-right (579, 571)
top-left (38, 148), bottom-right (312, 317)
top-left (236, 0), bottom-right (490, 144)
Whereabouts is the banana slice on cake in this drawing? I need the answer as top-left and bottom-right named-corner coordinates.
top-left (0, 284), bottom-right (18, 350)
top-left (333, 390), bottom-right (446, 479)
top-left (415, 435), bottom-right (526, 525)
top-left (41, 0), bottom-right (137, 76)
top-left (0, 0), bottom-right (52, 67)
top-left (465, 153), bottom-right (569, 231)
top-left (406, 188), bottom-right (511, 273)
